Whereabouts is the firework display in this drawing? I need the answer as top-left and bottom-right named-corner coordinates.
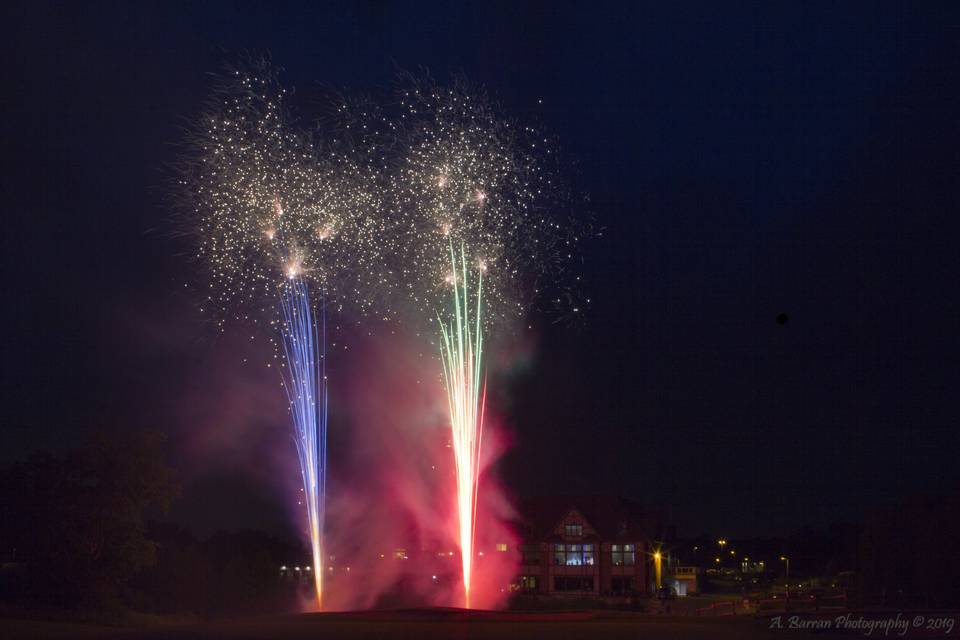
top-left (279, 278), bottom-right (328, 607)
top-left (182, 62), bottom-right (580, 610)
top-left (180, 62), bottom-right (381, 609)
top-left (436, 243), bottom-right (486, 608)
top-left (386, 78), bottom-right (579, 330)
top-left (383, 79), bottom-right (579, 606)
top-left (181, 62), bottom-right (387, 325)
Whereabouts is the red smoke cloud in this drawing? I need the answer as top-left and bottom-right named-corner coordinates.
top-left (114, 293), bottom-right (520, 609)
top-left (320, 326), bottom-right (520, 610)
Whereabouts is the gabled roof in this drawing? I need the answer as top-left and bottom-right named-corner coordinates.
top-left (515, 495), bottom-right (664, 541)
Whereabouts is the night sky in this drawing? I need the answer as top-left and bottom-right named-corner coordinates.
top-left (4, 1), bottom-right (960, 538)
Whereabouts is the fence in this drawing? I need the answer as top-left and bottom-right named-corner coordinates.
top-left (696, 600), bottom-right (737, 616)
top-left (755, 592), bottom-right (848, 613)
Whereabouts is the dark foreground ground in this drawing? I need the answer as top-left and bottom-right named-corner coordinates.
top-left (0, 609), bottom-right (828, 640)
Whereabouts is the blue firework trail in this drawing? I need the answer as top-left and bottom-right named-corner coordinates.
top-left (279, 278), bottom-right (328, 608)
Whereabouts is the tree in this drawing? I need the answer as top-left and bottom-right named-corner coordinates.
top-left (0, 430), bottom-right (178, 609)
top-left (858, 492), bottom-right (960, 608)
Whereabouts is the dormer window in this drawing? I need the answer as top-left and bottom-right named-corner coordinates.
top-left (564, 523), bottom-right (583, 537)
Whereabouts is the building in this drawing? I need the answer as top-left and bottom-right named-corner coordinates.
top-left (512, 496), bottom-right (666, 598)
top-left (670, 565), bottom-right (701, 596)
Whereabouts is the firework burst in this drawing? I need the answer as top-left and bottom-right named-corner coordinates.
top-left (383, 77), bottom-right (584, 606)
top-left (382, 77), bottom-right (583, 331)
top-left (179, 60), bottom-right (386, 609)
top-left (180, 61), bottom-right (389, 326)
top-left (180, 62), bottom-right (585, 610)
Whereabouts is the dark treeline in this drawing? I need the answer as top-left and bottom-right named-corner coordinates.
top-left (0, 432), bottom-right (306, 617)
top-left (857, 493), bottom-right (960, 608)
top-left (0, 431), bottom-right (176, 612)
top-left (130, 524), bottom-right (305, 616)
top-left (2, 433), bottom-right (958, 614)
top-left (680, 495), bottom-right (960, 608)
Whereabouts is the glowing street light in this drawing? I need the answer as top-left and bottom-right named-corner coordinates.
top-left (653, 550), bottom-right (663, 589)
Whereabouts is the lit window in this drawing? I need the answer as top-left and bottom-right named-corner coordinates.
top-left (564, 523), bottom-right (583, 537)
top-left (612, 544), bottom-right (636, 566)
top-left (555, 543), bottom-right (595, 566)
top-left (496, 543), bottom-right (508, 552)
top-left (583, 544), bottom-right (595, 566)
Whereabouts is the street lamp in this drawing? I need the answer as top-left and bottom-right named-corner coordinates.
top-left (653, 550), bottom-right (663, 589)
top-left (780, 556), bottom-right (790, 599)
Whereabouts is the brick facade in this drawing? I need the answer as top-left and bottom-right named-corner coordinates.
top-left (513, 497), bottom-right (662, 597)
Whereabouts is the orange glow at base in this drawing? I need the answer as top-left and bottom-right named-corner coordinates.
top-left (310, 530), bottom-right (323, 609)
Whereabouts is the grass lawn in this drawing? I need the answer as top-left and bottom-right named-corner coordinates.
top-left (2, 608), bottom-right (822, 640)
